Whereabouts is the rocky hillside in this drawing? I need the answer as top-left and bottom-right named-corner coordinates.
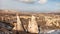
top-left (0, 10), bottom-right (60, 34)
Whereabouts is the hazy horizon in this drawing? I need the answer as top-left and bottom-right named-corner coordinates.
top-left (0, 0), bottom-right (60, 12)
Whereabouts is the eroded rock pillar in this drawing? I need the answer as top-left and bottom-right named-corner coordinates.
top-left (28, 15), bottom-right (38, 33)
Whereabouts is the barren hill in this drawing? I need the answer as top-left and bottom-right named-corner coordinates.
top-left (0, 10), bottom-right (60, 34)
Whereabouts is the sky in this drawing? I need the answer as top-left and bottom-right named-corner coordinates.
top-left (0, 0), bottom-right (60, 12)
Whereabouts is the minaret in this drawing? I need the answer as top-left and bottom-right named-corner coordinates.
top-left (28, 15), bottom-right (38, 33)
top-left (16, 14), bottom-right (24, 31)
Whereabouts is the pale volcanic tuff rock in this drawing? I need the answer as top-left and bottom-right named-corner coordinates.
top-left (28, 15), bottom-right (38, 33)
top-left (0, 10), bottom-right (60, 34)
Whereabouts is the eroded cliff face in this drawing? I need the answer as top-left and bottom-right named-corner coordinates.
top-left (45, 16), bottom-right (60, 27)
top-left (37, 15), bottom-right (60, 30)
top-left (0, 10), bottom-right (60, 34)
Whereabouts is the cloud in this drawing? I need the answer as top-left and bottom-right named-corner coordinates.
top-left (38, 0), bottom-right (47, 4)
top-left (18, 0), bottom-right (36, 3)
top-left (56, 3), bottom-right (60, 6)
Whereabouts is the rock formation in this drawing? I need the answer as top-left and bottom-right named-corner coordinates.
top-left (16, 15), bottom-right (24, 31)
top-left (28, 15), bottom-right (38, 33)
